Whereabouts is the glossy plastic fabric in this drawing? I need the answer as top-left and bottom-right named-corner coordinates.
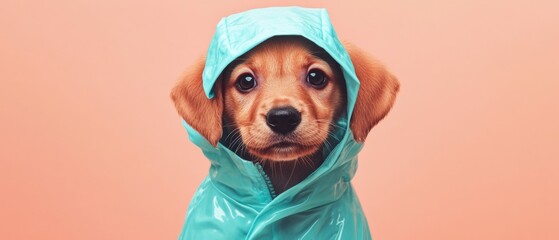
top-left (178, 7), bottom-right (371, 239)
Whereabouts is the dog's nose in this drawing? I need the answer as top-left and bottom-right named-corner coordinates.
top-left (266, 106), bottom-right (301, 134)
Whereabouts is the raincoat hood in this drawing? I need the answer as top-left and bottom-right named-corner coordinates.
top-left (180, 7), bottom-right (371, 239)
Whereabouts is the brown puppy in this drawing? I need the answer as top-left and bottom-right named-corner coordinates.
top-left (171, 36), bottom-right (399, 194)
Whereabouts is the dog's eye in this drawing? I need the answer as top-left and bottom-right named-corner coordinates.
top-left (307, 69), bottom-right (327, 88)
top-left (236, 73), bottom-right (257, 92)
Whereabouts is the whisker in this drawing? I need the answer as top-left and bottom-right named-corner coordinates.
top-left (283, 159), bottom-right (297, 191)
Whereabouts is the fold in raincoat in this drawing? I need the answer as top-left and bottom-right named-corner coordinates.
top-left (179, 7), bottom-right (372, 239)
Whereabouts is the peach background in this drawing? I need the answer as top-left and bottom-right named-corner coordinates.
top-left (1, 0), bottom-right (558, 239)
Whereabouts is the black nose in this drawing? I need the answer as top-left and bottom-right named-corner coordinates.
top-left (266, 106), bottom-right (301, 134)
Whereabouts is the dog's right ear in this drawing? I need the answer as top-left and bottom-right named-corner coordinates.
top-left (170, 57), bottom-right (223, 146)
top-left (344, 42), bottom-right (400, 142)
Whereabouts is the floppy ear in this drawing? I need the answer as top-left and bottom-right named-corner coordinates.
top-left (170, 57), bottom-right (223, 146)
top-left (344, 42), bottom-right (400, 142)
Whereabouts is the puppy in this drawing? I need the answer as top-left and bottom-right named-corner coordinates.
top-left (171, 36), bottom-right (399, 194)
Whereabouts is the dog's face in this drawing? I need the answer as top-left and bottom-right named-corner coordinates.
top-left (222, 37), bottom-right (345, 161)
top-left (171, 36), bottom-right (399, 161)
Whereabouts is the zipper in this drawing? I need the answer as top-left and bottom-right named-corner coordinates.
top-left (254, 162), bottom-right (277, 199)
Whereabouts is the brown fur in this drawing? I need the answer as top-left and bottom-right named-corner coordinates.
top-left (170, 57), bottom-right (223, 146)
top-left (222, 37), bottom-right (346, 161)
top-left (344, 42), bottom-right (400, 142)
top-left (171, 37), bottom-right (399, 193)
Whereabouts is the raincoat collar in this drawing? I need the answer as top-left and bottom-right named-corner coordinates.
top-left (182, 6), bottom-right (366, 229)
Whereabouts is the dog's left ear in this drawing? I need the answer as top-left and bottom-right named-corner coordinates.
top-left (344, 42), bottom-right (400, 142)
top-left (170, 57), bottom-right (223, 146)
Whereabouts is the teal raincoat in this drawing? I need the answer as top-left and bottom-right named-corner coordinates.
top-left (179, 7), bottom-right (371, 239)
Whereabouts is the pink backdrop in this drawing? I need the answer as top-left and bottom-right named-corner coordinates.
top-left (1, 1), bottom-right (558, 239)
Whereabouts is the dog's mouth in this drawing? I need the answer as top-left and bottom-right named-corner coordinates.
top-left (266, 141), bottom-right (302, 149)
top-left (247, 140), bottom-right (319, 161)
